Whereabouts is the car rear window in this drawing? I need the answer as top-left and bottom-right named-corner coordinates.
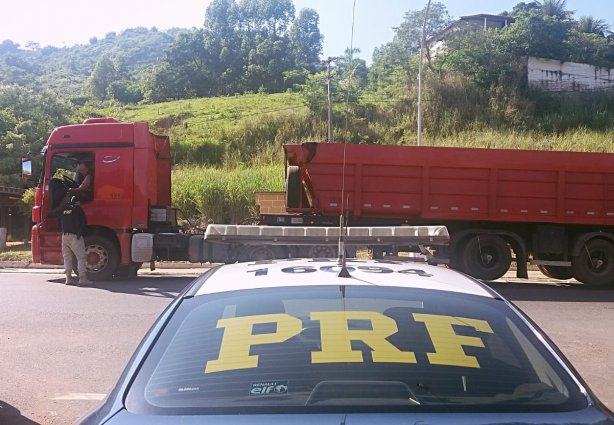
top-left (126, 285), bottom-right (587, 414)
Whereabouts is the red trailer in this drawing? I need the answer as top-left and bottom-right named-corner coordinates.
top-left (282, 142), bottom-right (614, 286)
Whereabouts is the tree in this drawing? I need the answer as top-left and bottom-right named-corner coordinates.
top-left (85, 54), bottom-right (117, 100)
top-left (576, 16), bottom-right (609, 36)
top-left (107, 80), bottom-right (143, 104)
top-left (0, 40), bottom-right (20, 53)
top-left (507, 2), bottom-right (541, 17)
top-left (0, 86), bottom-right (72, 187)
top-left (290, 8), bottom-right (323, 72)
top-left (369, 2), bottom-right (451, 86)
top-left (536, 0), bottom-right (573, 20)
top-left (336, 48), bottom-right (368, 89)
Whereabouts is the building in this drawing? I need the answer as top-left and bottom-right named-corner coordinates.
top-left (428, 14), bottom-right (515, 56)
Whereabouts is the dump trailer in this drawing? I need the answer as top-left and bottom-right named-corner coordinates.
top-left (29, 119), bottom-right (448, 281)
top-left (280, 142), bottom-right (614, 286)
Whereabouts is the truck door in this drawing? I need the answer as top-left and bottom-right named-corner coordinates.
top-left (46, 152), bottom-right (95, 226)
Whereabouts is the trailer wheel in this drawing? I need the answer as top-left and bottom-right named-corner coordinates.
top-left (84, 235), bottom-right (119, 281)
top-left (571, 239), bottom-right (614, 286)
top-left (239, 245), bottom-right (286, 262)
top-left (461, 235), bottom-right (511, 281)
top-left (537, 265), bottom-right (573, 280)
top-left (307, 245), bottom-right (337, 259)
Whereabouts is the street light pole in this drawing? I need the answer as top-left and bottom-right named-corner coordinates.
top-left (417, 0), bottom-right (432, 147)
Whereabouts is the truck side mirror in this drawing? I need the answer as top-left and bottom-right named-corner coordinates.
top-left (21, 158), bottom-right (32, 182)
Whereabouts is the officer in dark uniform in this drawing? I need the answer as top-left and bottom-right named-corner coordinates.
top-left (60, 196), bottom-right (92, 285)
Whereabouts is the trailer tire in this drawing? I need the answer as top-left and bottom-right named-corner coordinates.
top-left (537, 265), bottom-right (573, 280)
top-left (285, 166), bottom-right (301, 209)
top-left (461, 235), bottom-right (511, 281)
top-left (571, 239), bottom-right (614, 286)
top-left (238, 245), bottom-right (286, 262)
top-left (306, 245), bottom-right (337, 259)
top-left (84, 235), bottom-right (119, 281)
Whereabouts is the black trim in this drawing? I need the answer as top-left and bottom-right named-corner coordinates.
top-left (50, 142), bottom-right (133, 150)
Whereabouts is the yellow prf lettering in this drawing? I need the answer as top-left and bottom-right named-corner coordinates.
top-left (412, 313), bottom-right (493, 368)
top-left (311, 311), bottom-right (416, 364)
top-left (205, 313), bottom-right (301, 373)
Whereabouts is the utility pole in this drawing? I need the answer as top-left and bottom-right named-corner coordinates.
top-left (417, 0), bottom-right (432, 147)
top-left (324, 57), bottom-right (338, 143)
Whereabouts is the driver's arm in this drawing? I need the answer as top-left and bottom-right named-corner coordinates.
top-left (68, 174), bottom-right (91, 194)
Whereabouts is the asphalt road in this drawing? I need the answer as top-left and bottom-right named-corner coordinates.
top-left (0, 269), bottom-right (613, 425)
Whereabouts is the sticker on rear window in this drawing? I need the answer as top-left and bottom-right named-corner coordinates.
top-left (250, 381), bottom-right (289, 396)
top-left (204, 312), bottom-right (493, 374)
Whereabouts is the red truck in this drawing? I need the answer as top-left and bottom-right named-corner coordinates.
top-left (281, 142), bottom-right (614, 286)
top-left (29, 119), bottom-right (614, 286)
top-left (30, 118), bottom-right (447, 281)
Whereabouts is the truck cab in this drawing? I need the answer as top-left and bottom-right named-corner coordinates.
top-left (31, 118), bottom-right (173, 280)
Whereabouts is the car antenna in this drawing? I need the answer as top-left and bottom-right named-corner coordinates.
top-left (337, 193), bottom-right (351, 278)
top-left (337, 0), bottom-right (356, 280)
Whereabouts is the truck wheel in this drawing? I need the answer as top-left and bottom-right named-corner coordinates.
top-left (571, 239), bottom-right (614, 286)
top-left (537, 265), bottom-right (573, 280)
top-left (461, 235), bottom-right (511, 281)
top-left (238, 246), bottom-right (286, 262)
top-left (84, 235), bottom-right (119, 281)
top-left (285, 166), bottom-right (301, 208)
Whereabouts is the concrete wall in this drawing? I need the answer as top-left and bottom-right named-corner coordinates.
top-left (528, 56), bottom-right (614, 92)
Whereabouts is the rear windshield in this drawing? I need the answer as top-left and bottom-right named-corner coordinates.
top-left (126, 285), bottom-right (586, 414)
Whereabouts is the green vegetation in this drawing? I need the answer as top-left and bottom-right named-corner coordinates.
top-left (104, 92), bottom-right (315, 165)
top-left (0, 242), bottom-right (31, 262)
top-left (172, 164), bottom-right (284, 224)
top-left (3, 0), bottom-right (614, 224)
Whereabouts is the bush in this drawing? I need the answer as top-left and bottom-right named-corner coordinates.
top-left (172, 164), bottom-right (284, 224)
top-left (18, 188), bottom-right (35, 217)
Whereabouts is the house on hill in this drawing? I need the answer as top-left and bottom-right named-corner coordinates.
top-left (427, 14), bottom-right (515, 56)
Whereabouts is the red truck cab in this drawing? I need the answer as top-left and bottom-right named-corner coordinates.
top-left (31, 118), bottom-right (172, 280)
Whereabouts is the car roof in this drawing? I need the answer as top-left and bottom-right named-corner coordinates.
top-left (192, 259), bottom-right (497, 298)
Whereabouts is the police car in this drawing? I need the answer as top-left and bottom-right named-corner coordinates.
top-left (76, 258), bottom-right (614, 424)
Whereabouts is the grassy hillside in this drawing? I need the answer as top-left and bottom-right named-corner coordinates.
top-left (101, 92), bottom-right (317, 165)
top-left (91, 90), bottom-right (614, 223)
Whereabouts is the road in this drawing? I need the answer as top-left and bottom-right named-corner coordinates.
top-left (0, 269), bottom-right (613, 425)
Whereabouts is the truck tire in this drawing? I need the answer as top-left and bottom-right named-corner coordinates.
top-left (84, 235), bottom-right (120, 281)
top-left (571, 239), bottom-right (614, 286)
top-left (537, 265), bottom-right (573, 280)
top-left (285, 166), bottom-right (301, 208)
top-left (461, 235), bottom-right (511, 281)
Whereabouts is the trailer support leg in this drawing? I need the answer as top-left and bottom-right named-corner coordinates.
top-left (516, 251), bottom-right (528, 279)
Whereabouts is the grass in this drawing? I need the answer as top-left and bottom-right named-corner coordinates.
top-left (0, 242), bottom-right (32, 262)
top-left (421, 128), bottom-right (614, 152)
top-left (86, 87), bottom-right (614, 223)
top-left (172, 164), bottom-right (285, 224)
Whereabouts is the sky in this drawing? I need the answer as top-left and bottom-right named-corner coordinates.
top-left (1, 0), bottom-right (612, 62)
